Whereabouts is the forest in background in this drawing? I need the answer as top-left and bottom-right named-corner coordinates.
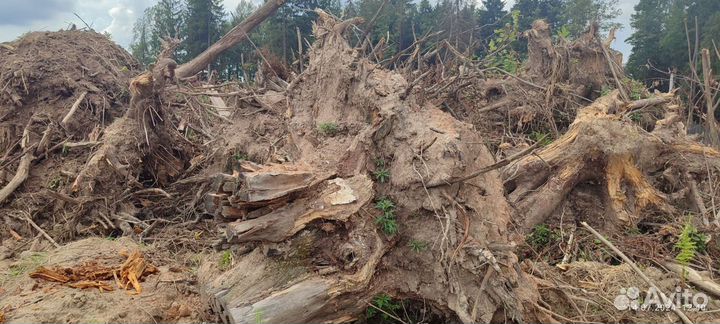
top-left (129, 0), bottom-right (720, 88)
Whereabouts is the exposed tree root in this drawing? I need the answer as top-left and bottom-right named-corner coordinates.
top-left (200, 12), bottom-right (544, 324)
top-left (505, 91), bottom-right (720, 232)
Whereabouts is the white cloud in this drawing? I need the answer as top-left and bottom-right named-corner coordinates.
top-left (103, 5), bottom-right (137, 47)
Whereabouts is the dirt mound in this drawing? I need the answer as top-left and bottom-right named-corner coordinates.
top-left (0, 30), bottom-right (140, 242)
top-left (0, 30), bottom-right (138, 139)
top-left (0, 237), bottom-right (205, 323)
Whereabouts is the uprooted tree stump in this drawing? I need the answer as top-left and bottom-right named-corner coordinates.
top-left (200, 12), bottom-right (546, 324)
top-left (68, 41), bottom-right (194, 233)
top-left (505, 91), bottom-right (720, 232)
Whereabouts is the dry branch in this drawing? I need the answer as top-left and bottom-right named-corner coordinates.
top-left (582, 222), bottom-right (693, 324)
top-left (61, 90), bottom-right (88, 127)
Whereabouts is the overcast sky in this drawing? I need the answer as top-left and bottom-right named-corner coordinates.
top-left (0, 0), bottom-right (639, 59)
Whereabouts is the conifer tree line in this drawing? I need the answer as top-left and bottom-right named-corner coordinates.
top-left (626, 0), bottom-right (720, 87)
top-left (130, 0), bottom-right (624, 80)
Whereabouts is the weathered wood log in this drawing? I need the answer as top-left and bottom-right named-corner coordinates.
top-left (225, 175), bottom-right (373, 242)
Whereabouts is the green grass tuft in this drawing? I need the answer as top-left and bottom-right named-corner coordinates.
top-left (318, 122), bottom-right (338, 136)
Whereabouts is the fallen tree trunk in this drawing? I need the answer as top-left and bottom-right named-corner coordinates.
top-left (175, 0), bottom-right (287, 79)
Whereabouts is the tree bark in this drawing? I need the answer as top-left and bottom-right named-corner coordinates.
top-left (175, 0), bottom-right (287, 79)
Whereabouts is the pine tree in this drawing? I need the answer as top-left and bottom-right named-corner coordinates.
top-left (562, 0), bottom-right (621, 38)
top-left (512, 0), bottom-right (567, 32)
top-left (416, 0), bottom-right (436, 35)
top-left (130, 8), bottom-right (155, 67)
top-left (150, 0), bottom-right (184, 60)
top-left (183, 0), bottom-right (226, 66)
top-left (344, 0), bottom-right (359, 18)
top-left (626, 0), bottom-right (671, 81)
top-left (479, 0), bottom-right (507, 26)
top-left (659, 0), bottom-right (689, 73)
top-left (477, 0), bottom-right (507, 53)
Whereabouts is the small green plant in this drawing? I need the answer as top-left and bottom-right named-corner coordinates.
top-left (4, 252), bottom-right (47, 281)
top-left (254, 309), bottom-right (264, 324)
top-left (530, 131), bottom-right (553, 146)
top-left (624, 78), bottom-right (646, 100)
top-left (486, 11), bottom-right (521, 74)
top-left (600, 85), bottom-right (614, 97)
top-left (374, 168), bottom-right (390, 183)
top-left (557, 25), bottom-right (571, 40)
top-left (375, 158), bottom-right (386, 168)
top-left (186, 128), bottom-right (197, 140)
top-left (318, 122), bottom-right (338, 136)
top-left (375, 197), bottom-right (395, 212)
top-left (630, 112), bottom-right (642, 122)
top-left (233, 151), bottom-right (248, 161)
top-left (376, 213), bottom-right (398, 235)
top-left (366, 293), bottom-right (402, 321)
top-left (675, 220), bottom-right (707, 274)
top-left (373, 159), bottom-right (391, 183)
top-left (47, 176), bottom-right (63, 191)
top-left (408, 239), bottom-right (428, 252)
top-left (526, 224), bottom-right (559, 248)
top-left (375, 197), bottom-right (398, 235)
top-left (219, 250), bottom-right (233, 270)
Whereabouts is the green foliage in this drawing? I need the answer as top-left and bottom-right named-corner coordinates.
top-left (366, 293), bottom-right (402, 321)
top-left (557, 25), bottom-right (571, 40)
top-left (512, 0), bottom-right (567, 32)
top-left (530, 131), bottom-right (553, 146)
top-left (375, 197), bottom-right (395, 212)
top-left (626, 0), bottom-right (720, 85)
top-left (374, 168), bottom-right (391, 183)
top-left (600, 85), bottom-right (614, 97)
top-left (408, 239), bottom-right (428, 252)
top-left (373, 158), bottom-right (390, 183)
top-left (375, 197), bottom-right (398, 235)
top-left (183, 0), bottom-right (225, 64)
top-left (129, 0), bottom-right (184, 67)
top-left (233, 151), bottom-right (248, 161)
top-left (254, 309), bottom-right (264, 324)
top-left (527, 224), bottom-right (559, 248)
top-left (562, 0), bottom-right (621, 38)
top-left (675, 221), bottom-right (708, 269)
top-left (630, 112), bottom-right (642, 123)
top-left (487, 11), bottom-right (521, 74)
top-left (376, 213), bottom-right (398, 236)
top-left (626, 0), bottom-right (671, 81)
top-left (47, 176), bottom-right (63, 191)
top-left (624, 78), bottom-right (646, 100)
top-left (219, 250), bottom-right (233, 270)
top-left (318, 122), bottom-right (338, 136)
top-left (3, 252), bottom-right (47, 284)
